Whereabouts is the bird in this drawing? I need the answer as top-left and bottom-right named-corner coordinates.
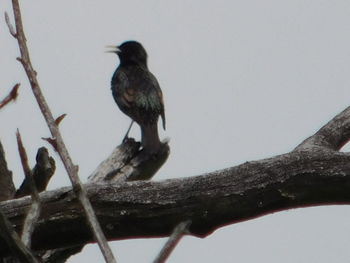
top-left (108, 41), bottom-right (166, 153)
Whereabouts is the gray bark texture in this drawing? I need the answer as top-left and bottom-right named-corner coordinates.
top-left (0, 105), bottom-right (350, 258)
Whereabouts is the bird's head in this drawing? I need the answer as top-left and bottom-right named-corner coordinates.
top-left (106, 40), bottom-right (148, 67)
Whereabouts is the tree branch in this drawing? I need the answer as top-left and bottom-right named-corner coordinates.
top-left (295, 106), bottom-right (350, 151)
top-left (6, 1), bottom-right (116, 262)
top-left (0, 208), bottom-right (39, 263)
top-left (0, 142), bottom-right (15, 202)
top-left (15, 147), bottom-right (55, 198)
top-left (89, 138), bottom-right (170, 183)
top-left (16, 130), bottom-right (41, 249)
top-left (0, 148), bottom-right (349, 256)
top-left (153, 220), bottom-right (191, 263)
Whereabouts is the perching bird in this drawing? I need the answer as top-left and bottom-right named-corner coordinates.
top-left (108, 41), bottom-right (166, 153)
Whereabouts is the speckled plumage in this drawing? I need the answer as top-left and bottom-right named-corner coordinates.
top-left (111, 41), bottom-right (165, 152)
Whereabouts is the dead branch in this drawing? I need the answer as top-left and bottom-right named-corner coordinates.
top-left (0, 104), bottom-right (348, 257)
top-left (0, 84), bottom-right (19, 110)
top-left (0, 142), bottom-right (15, 201)
top-left (15, 147), bottom-right (55, 198)
top-left (153, 220), bottom-right (191, 263)
top-left (16, 130), bottom-right (41, 248)
top-left (0, 208), bottom-right (39, 263)
top-left (0, 147), bottom-right (349, 255)
top-left (295, 106), bottom-right (350, 151)
top-left (89, 138), bottom-right (170, 183)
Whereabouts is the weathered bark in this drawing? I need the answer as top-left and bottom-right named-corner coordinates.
top-left (0, 208), bottom-right (40, 263)
top-left (90, 138), bottom-right (170, 183)
top-left (0, 148), bottom-right (349, 257)
top-left (41, 139), bottom-right (170, 262)
top-left (0, 142), bottom-right (55, 263)
top-left (0, 142), bottom-right (15, 201)
top-left (15, 147), bottom-right (55, 198)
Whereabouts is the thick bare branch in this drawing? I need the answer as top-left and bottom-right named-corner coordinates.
top-left (42, 139), bottom-right (168, 261)
top-left (8, 1), bottom-right (116, 262)
top-left (15, 147), bottom-right (55, 198)
top-left (89, 138), bottom-right (170, 183)
top-left (41, 246), bottom-right (83, 263)
top-left (0, 208), bottom-right (39, 263)
top-left (295, 106), bottom-right (350, 151)
top-left (0, 148), bottom-right (349, 256)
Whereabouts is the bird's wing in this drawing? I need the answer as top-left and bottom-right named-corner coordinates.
top-left (143, 72), bottom-right (166, 130)
top-left (112, 66), bottom-right (166, 128)
top-left (152, 75), bottom-right (166, 130)
top-left (111, 69), bottom-right (137, 114)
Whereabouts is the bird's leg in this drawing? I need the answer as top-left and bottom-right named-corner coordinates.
top-left (123, 120), bottom-right (134, 143)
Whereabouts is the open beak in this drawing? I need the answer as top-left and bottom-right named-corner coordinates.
top-left (105, 45), bottom-right (120, 53)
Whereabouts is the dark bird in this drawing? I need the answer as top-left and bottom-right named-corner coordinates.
top-left (108, 41), bottom-right (166, 153)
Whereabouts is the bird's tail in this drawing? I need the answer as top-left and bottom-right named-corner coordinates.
top-left (141, 124), bottom-right (162, 153)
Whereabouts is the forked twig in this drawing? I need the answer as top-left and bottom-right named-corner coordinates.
top-left (6, 1), bottom-right (116, 262)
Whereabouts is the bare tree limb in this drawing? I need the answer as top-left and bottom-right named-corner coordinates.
top-left (15, 147), bottom-right (55, 198)
top-left (153, 220), bottom-right (191, 263)
top-left (0, 84), bottom-right (19, 110)
top-left (0, 142), bottom-right (15, 202)
top-left (0, 208), bottom-right (39, 263)
top-left (16, 130), bottom-right (41, 249)
top-left (0, 147), bottom-right (349, 256)
top-left (89, 138), bottom-right (170, 183)
top-left (295, 106), bottom-right (350, 151)
top-left (42, 139), bottom-right (169, 261)
top-left (0, 105), bottom-right (347, 257)
top-left (41, 246), bottom-right (83, 263)
top-left (6, 1), bottom-right (116, 262)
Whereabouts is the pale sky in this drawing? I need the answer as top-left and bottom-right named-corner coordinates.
top-left (1, 1), bottom-right (350, 262)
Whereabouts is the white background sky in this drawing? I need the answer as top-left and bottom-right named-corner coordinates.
top-left (1, 1), bottom-right (350, 262)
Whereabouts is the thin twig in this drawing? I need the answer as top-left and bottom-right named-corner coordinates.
top-left (54, 113), bottom-right (66, 126)
top-left (7, 2), bottom-right (116, 262)
top-left (16, 130), bottom-right (41, 248)
top-left (0, 83), bottom-right (20, 110)
top-left (153, 220), bottom-right (191, 263)
top-left (4, 12), bottom-right (16, 37)
top-left (0, 208), bottom-right (39, 263)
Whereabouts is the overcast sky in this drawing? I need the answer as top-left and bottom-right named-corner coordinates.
top-left (1, 1), bottom-right (350, 262)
